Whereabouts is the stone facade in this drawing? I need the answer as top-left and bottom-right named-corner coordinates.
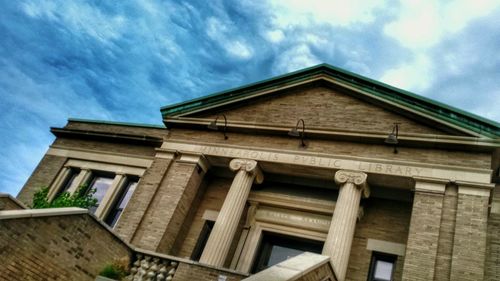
top-left (6, 65), bottom-right (500, 280)
top-left (0, 210), bottom-right (131, 281)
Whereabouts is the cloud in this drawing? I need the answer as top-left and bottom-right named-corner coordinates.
top-left (269, 0), bottom-right (388, 27)
top-left (0, 0), bottom-right (499, 197)
top-left (380, 54), bottom-right (433, 92)
top-left (384, 0), bottom-right (500, 49)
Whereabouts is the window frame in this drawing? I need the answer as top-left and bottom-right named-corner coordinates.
top-left (104, 176), bottom-right (139, 228)
top-left (367, 251), bottom-right (397, 281)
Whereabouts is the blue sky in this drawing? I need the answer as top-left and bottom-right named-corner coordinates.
top-left (1, 0), bottom-right (499, 196)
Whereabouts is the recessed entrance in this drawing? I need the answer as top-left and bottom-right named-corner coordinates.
top-left (251, 232), bottom-right (324, 273)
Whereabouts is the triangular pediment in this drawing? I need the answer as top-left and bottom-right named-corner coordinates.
top-left (162, 64), bottom-right (500, 138)
top-left (189, 84), bottom-right (448, 135)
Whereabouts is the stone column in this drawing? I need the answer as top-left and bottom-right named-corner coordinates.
top-left (200, 159), bottom-right (263, 267)
top-left (322, 170), bottom-right (368, 281)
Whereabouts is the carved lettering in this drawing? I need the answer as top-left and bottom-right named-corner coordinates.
top-left (193, 145), bottom-right (428, 178)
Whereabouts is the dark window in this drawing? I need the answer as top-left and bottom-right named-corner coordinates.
top-left (252, 232), bottom-right (323, 273)
top-left (104, 178), bottom-right (138, 227)
top-left (86, 174), bottom-right (114, 214)
top-left (55, 168), bottom-right (80, 197)
top-left (368, 252), bottom-right (397, 281)
top-left (191, 220), bottom-right (215, 261)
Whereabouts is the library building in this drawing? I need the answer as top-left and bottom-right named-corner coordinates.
top-left (1, 64), bottom-right (499, 281)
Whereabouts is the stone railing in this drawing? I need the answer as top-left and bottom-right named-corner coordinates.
top-left (127, 251), bottom-right (178, 281)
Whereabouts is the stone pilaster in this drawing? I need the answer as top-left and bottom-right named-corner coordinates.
top-left (322, 169), bottom-right (368, 281)
top-left (450, 182), bottom-right (491, 281)
top-left (402, 178), bottom-right (446, 281)
top-left (199, 159), bottom-right (263, 267)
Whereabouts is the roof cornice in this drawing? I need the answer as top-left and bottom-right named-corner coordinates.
top-left (164, 117), bottom-right (500, 152)
top-left (160, 64), bottom-right (500, 138)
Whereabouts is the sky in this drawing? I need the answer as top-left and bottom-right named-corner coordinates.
top-left (1, 0), bottom-right (499, 196)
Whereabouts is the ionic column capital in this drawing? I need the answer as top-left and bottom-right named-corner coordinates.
top-left (335, 170), bottom-right (369, 198)
top-left (229, 159), bottom-right (264, 183)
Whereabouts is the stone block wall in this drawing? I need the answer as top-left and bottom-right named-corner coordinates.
top-left (131, 160), bottom-right (205, 253)
top-left (434, 186), bottom-right (458, 281)
top-left (347, 198), bottom-right (411, 281)
top-left (0, 194), bottom-right (26, 210)
top-left (115, 157), bottom-right (174, 242)
top-left (450, 193), bottom-right (489, 281)
top-left (0, 210), bottom-right (131, 281)
top-left (485, 177), bottom-right (500, 281)
top-left (17, 154), bottom-right (67, 205)
top-left (173, 262), bottom-right (246, 281)
top-left (402, 191), bottom-right (443, 281)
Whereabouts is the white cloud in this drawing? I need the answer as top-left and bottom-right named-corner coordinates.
top-left (265, 30), bottom-right (285, 43)
top-left (273, 44), bottom-right (321, 73)
top-left (384, 0), bottom-right (500, 49)
top-left (22, 1), bottom-right (127, 44)
top-left (380, 54), bottom-right (433, 92)
top-left (206, 17), bottom-right (254, 60)
top-left (269, 0), bottom-right (387, 27)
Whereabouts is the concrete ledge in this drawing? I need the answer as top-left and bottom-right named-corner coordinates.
top-left (0, 207), bottom-right (88, 219)
top-left (367, 239), bottom-right (406, 256)
top-left (0, 193), bottom-right (27, 209)
top-left (242, 252), bottom-right (331, 281)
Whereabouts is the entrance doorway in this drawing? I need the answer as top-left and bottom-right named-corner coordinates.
top-left (251, 232), bottom-right (324, 273)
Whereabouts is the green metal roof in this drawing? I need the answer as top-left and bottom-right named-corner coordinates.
top-left (160, 63), bottom-right (500, 138)
top-left (68, 118), bottom-right (165, 129)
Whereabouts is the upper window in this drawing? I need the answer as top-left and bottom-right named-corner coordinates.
top-left (104, 177), bottom-right (138, 227)
top-left (368, 252), bottom-right (397, 281)
top-left (54, 168), bottom-right (80, 197)
top-left (86, 174), bottom-right (114, 214)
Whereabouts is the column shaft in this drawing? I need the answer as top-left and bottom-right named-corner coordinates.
top-left (322, 170), bottom-right (367, 281)
top-left (199, 159), bottom-right (263, 267)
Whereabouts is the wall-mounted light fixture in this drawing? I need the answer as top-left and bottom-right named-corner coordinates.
top-left (288, 119), bottom-right (306, 147)
top-left (207, 114), bottom-right (228, 140)
top-left (384, 123), bottom-right (400, 153)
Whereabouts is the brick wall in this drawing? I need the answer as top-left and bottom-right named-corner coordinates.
top-left (64, 120), bottom-right (168, 139)
top-left (450, 193), bottom-right (489, 281)
top-left (0, 211), bottom-right (131, 281)
top-left (17, 154), bottom-right (67, 205)
top-left (434, 185), bottom-right (458, 281)
top-left (132, 161), bottom-right (205, 253)
top-left (194, 85), bottom-right (446, 135)
top-left (402, 191), bottom-right (443, 281)
top-left (177, 177), bottom-right (231, 259)
top-left (297, 262), bottom-right (337, 281)
top-left (168, 129), bottom-right (491, 169)
top-left (114, 157), bottom-right (173, 241)
top-left (348, 198), bottom-right (411, 281)
top-left (173, 262), bottom-right (246, 281)
top-left (53, 138), bottom-right (156, 157)
top-left (0, 195), bottom-right (25, 210)
top-left (485, 179), bottom-right (500, 281)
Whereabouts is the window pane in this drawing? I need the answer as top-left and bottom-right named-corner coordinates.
top-left (374, 260), bottom-right (393, 280)
top-left (105, 180), bottom-right (137, 227)
top-left (88, 176), bottom-right (114, 213)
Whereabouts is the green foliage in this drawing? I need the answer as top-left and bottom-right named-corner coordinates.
top-left (99, 260), bottom-right (128, 280)
top-left (31, 186), bottom-right (98, 209)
